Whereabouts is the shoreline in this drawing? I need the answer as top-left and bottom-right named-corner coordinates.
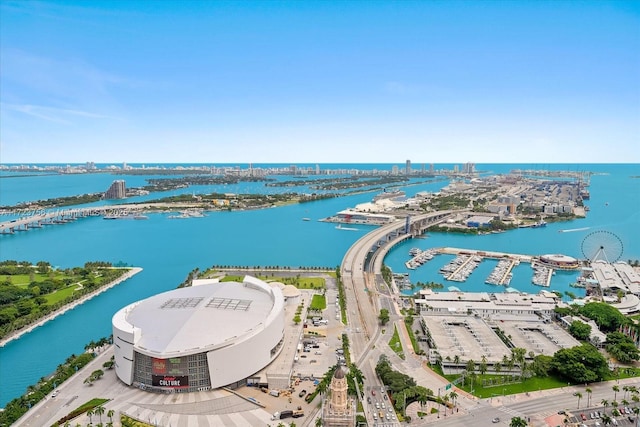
top-left (0, 267), bottom-right (142, 347)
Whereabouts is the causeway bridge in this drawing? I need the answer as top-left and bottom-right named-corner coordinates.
top-left (0, 205), bottom-right (140, 234)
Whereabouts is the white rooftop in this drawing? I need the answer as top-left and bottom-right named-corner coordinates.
top-left (126, 279), bottom-right (276, 356)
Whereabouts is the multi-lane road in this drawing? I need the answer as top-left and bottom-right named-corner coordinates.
top-left (340, 210), bottom-right (466, 425)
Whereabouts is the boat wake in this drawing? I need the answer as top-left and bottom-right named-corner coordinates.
top-left (558, 227), bottom-right (590, 233)
top-left (336, 224), bottom-right (359, 231)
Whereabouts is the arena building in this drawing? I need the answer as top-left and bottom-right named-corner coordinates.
top-left (112, 276), bottom-right (285, 393)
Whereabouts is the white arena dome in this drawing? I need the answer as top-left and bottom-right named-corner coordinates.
top-left (112, 276), bottom-right (284, 392)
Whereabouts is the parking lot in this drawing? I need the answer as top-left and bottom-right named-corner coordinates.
top-left (563, 407), bottom-right (637, 427)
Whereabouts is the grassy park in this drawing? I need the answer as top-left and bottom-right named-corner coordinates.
top-left (0, 261), bottom-right (130, 340)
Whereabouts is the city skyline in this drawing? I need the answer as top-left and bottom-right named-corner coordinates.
top-left (1, 1), bottom-right (639, 163)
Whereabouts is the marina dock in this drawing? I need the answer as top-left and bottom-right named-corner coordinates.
top-left (404, 247), bottom-right (572, 288)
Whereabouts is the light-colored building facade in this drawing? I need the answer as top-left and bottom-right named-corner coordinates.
top-left (112, 276), bottom-right (285, 393)
top-left (322, 367), bottom-right (355, 427)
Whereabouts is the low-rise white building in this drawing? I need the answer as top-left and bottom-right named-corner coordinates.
top-left (415, 290), bottom-right (558, 318)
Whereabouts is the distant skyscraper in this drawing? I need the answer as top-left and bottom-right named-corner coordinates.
top-left (316, 164), bottom-right (320, 175)
top-left (405, 159), bottom-right (411, 175)
top-left (463, 162), bottom-right (475, 174)
top-left (430, 163), bottom-right (434, 173)
top-left (105, 180), bottom-right (126, 199)
top-left (391, 165), bottom-right (399, 175)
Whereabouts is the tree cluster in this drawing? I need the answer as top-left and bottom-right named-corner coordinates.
top-left (376, 355), bottom-right (434, 415)
top-left (551, 344), bottom-right (609, 383)
top-left (568, 320), bottom-right (592, 341)
top-left (579, 302), bottom-right (626, 332)
top-left (606, 332), bottom-right (640, 364)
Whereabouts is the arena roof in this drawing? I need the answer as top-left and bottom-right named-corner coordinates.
top-left (124, 278), bottom-right (279, 356)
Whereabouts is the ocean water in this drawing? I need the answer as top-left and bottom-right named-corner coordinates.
top-left (0, 163), bottom-right (638, 406)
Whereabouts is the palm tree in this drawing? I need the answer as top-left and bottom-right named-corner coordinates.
top-left (107, 409), bottom-right (114, 424)
top-left (611, 400), bottom-right (619, 416)
top-left (601, 399), bottom-right (609, 414)
top-left (315, 417), bottom-right (323, 427)
top-left (601, 414), bottom-right (612, 426)
top-left (466, 359), bottom-right (476, 374)
top-left (94, 406), bottom-right (105, 423)
top-left (613, 385), bottom-right (620, 401)
top-left (575, 392), bottom-right (583, 409)
top-left (623, 385), bottom-right (630, 400)
top-left (586, 387), bottom-right (592, 407)
top-left (86, 408), bottom-right (94, 424)
top-left (449, 390), bottom-right (458, 408)
top-left (442, 394), bottom-right (450, 415)
top-left (494, 362), bottom-right (502, 374)
top-left (509, 417), bottom-right (528, 427)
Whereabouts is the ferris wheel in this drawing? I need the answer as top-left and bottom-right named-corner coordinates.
top-left (581, 230), bottom-right (624, 263)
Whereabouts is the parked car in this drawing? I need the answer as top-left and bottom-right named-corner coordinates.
top-left (492, 417), bottom-right (500, 423)
top-left (298, 389), bottom-right (307, 398)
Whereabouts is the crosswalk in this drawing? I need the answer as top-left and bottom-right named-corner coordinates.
top-left (498, 405), bottom-right (528, 419)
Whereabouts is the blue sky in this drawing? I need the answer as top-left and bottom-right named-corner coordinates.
top-left (1, 0), bottom-right (639, 163)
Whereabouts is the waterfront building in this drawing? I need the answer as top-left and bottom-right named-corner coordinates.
top-left (591, 260), bottom-right (640, 295)
top-left (465, 215), bottom-right (495, 228)
top-left (322, 366), bottom-right (355, 427)
top-left (104, 180), bottom-right (126, 199)
top-left (112, 276), bottom-right (285, 393)
top-left (329, 209), bottom-right (397, 225)
top-left (405, 159), bottom-right (411, 175)
top-left (415, 290), bottom-right (558, 317)
top-left (536, 254), bottom-right (580, 270)
top-left (416, 290), bottom-right (580, 369)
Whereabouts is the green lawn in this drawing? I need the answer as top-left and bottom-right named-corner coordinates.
top-left (310, 294), bottom-right (327, 311)
top-left (444, 372), bottom-right (569, 398)
top-left (4, 272), bottom-right (66, 286)
top-left (44, 284), bottom-right (79, 305)
top-left (389, 325), bottom-right (405, 360)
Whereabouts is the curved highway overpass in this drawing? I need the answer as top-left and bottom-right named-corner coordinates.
top-left (340, 210), bottom-right (468, 362)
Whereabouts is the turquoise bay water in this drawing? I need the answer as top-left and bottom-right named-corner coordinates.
top-left (0, 163), bottom-right (638, 406)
